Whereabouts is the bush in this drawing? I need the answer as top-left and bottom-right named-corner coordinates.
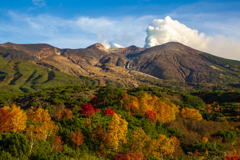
top-left (214, 130), bottom-right (237, 143)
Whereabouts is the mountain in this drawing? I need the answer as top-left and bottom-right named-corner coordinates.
top-left (127, 42), bottom-right (240, 83)
top-left (1, 41), bottom-right (240, 93)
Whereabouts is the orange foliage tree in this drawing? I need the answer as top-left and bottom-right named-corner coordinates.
top-left (52, 135), bottom-right (64, 153)
top-left (180, 107), bottom-right (202, 120)
top-left (3, 104), bottom-right (27, 133)
top-left (55, 108), bottom-right (73, 121)
top-left (71, 130), bottom-right (84, 148)
top-left (0, 108), bottom-right (12, 133)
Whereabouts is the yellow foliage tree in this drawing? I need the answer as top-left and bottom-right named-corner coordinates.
top-left (25, 125), bottom-right (42, 152)
top-left (28, 107), bottom-right (51, 123)
top-left (130, 128), bottom-right (151, 155)
top-left (180, 107), bottom-right (202, 120)
top-left (107, 113), bottom-right (128, 152)
top-left (3, 104), bottom-right (27, 133)
top-left (28, 108), bottom-right (58, 140)
top-left (147, 134), bottom-right (179, 160)
top-left (202, 137), bottom-right (208, 143)
top-left (153, 98), bottom-right (179, 123)
top-left (120, 92), bottom-right (179, 123)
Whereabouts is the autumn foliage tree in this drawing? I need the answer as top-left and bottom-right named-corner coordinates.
top-left (113, 152), bottom-right (144, 160)
top-left (145, 110), bottom-right (156, 123)
top-left (27, 108), bottom-right (58, 140)
top-left (81, 103), bottom-right (96, 118)
top-left (103, 107), bottom-right (115, 116)
top-left (147, 134), bottom-right (180, 160)
top-left (0, 108), bottom-right (12, 133)
top-left (55, 108), bottom-right (73, 121)
top-left (71, 130), bottom-right (84, 149)
top-left (52, 135), bottom-right (64, 153)
top-left (180, 107), bottom-right (202, 120)
top-left (3, 104), bottom-right (27, 133)
top-left (25, 124), bottom-right (41, 151)
top-left (107, 113), bottom-right (128, 152)
top-left (130, 128), bottom-right (151, 156)
top-left (121, 92), bottom-right (179, 123)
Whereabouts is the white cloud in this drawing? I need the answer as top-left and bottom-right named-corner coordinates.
top-left (207, 36), bottom-right (240, 60)
top-left (144, 16), bottom-right (212, 49)
top-left (144, 16), bottom-right (240, 60)
top-left (32, 0), bottom-right (46, 7)
top-left (0, 12), bottom-right (154, 48)
top-left (1, 10), bottom-right (240, 61)
top-left (101, 39), bottom-right (124, 49)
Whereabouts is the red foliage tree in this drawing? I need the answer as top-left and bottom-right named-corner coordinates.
top-left (207, 109), bottom-right (212, 114)
top-left (113, 153), bottom-right (128, 160)
top-left (52, 135), bottom-right (64, 153)
top-left (226, 156), bottom-right (239, 160)
top-left (95, 109), bottom-right (101, 113)
top-left (0, 108), bottom-right (12, 133)
top-left (81, 103), bottom-right (95, 118)
top-left (103, 107), bottom-right (115, 116)
top-left (144, 110), bottom-right (156, 123)
top-left (194, 149), bottom-right (198, 156)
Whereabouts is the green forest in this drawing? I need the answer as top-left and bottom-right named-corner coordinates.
top-left (1, 85), bottom-right (240, 160)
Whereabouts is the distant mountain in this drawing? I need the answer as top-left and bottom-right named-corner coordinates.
top-left (1, 41), bottom-right (240, 93)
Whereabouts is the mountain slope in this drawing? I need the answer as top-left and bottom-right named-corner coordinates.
top-left (1, 41), bottom-right (240, 88)
top-left (127, 42), bottom-right (240, 83)
top-left (0, 55), bottom-right (98, 93)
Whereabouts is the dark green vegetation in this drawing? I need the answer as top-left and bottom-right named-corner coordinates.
top-left (0, 55), bottom-right (99, 93)
top-left (1, 85), bottom-right (240, 159)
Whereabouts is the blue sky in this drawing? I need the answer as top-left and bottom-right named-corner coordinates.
top-left (0, 0), bottom-right (240, 59)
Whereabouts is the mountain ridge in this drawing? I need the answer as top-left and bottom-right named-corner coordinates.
top-left (1, 41), bottom-right (240, 92)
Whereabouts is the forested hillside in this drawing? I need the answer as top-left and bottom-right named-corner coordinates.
top-left (1, 85), bottom-right (240, 159)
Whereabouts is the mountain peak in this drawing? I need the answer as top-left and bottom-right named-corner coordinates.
top-left (86, 43), bottom-right (109, 55)
top-left (87, 43), bottom-right (105, 50)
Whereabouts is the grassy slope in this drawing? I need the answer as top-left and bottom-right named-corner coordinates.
top-left (0, 56), bottom-right (98, 93)
top-left (200, 53), bottom-right (240, 83)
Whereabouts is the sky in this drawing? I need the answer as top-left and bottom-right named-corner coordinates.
top-left (0, 0), bottom-right (240, 60)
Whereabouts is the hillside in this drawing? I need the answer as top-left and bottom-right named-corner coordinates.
top-left (1, 42), bottom-right (240, 93)
top-left (1, 85), bottom-right (240, 159)
top-left (0, 55), bottom-right (99, 93)
top-left (128, 42), bottom-right (240, 83)
top-left (1, 42), bottom-right (240, 85)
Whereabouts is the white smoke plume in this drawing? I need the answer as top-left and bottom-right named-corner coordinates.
top-left (111, 43), bottom-right (124, 48)
top-left (102, 39), bottom-right (111, 50)
top-left (144, 16), bottom-right (212, 49)
top-left (102, 39), bottom-right (124, 49)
